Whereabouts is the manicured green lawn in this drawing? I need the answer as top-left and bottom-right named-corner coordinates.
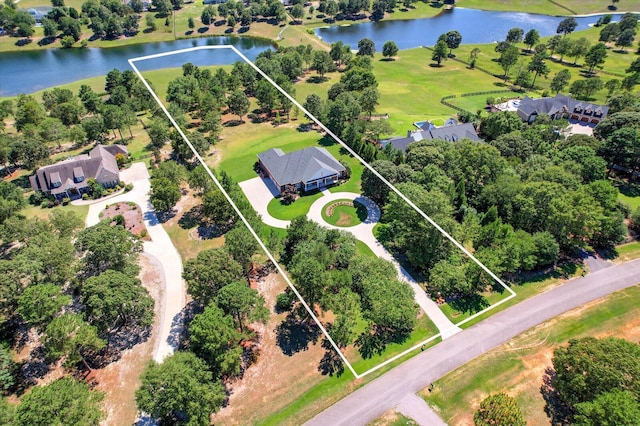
top-left (20, 203), bottom-right (89, 223)
top-left (321, 199), bottom-right (367, 227)
top-left (267, 191), bottom-right (324, 220)
top-left (457, 0), bottom-right (640, 15)
top-left (423, 284), bottom-right (640, 425)
top-left (615, 181), bottom-right (640, 210)
top-left (612, 241), bottom-right (640, 262)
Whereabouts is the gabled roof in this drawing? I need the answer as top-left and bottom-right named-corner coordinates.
top-left (30, 144), bottom-right (127, 195)
top-left (383, 122), bottom-right (481, 153)
top-left (258, 147), bottom-right (345, 187)
top-left (517, 94), bottom-right (609, 118)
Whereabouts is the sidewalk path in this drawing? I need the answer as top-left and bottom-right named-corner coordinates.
top-left (238, 177), bottom-right (459, 338)
top-left (396, 393), bottom-right (447, 426)
top-left (83, 162), bottom-right (186, 363)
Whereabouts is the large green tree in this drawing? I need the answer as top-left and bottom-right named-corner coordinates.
top-left (136, 351), bottom-right (225, 425)
top-left (75, 221), bottom-right (142, 277)
top-left (189, 302), bottom-right (244, 376)
top-left (17, 284), bottom-right (71, 328)
top-left (216, 281), bottom-right (268, 332)
top-left (15, 377), bottom-right (104, 426)
top-left (80, 269), bottom-right (154, 336)
top-left (552, 337), bottom-right (640, 409)
top-left (183, 248), bottom-right (244, 305)
top-left (44, 313), bottom-right (106, 369)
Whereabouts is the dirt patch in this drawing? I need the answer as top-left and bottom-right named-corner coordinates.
top-left (94, 254), bottom-right (163, 425)
top-left (100, 202), bottom-right (150, 240)
top-left (211, 272), bottom-right (327, 425)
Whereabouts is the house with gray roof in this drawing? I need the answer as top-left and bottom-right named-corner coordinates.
top-left (516, 94), bottom-right (608, 124)
top-left (30, 144), bottom-right (127, 199)
top-left (258, 147), bottom-right (346, 194)
top-left (383, 121), bottom-right (481, 154)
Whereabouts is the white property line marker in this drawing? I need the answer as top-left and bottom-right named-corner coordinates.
top-left (129, 45), bottom-right (516, 379)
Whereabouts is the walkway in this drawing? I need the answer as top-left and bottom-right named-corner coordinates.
top-left (238, 177), bottom-right (459, 338)
top-left (82, 162), bottom-right (186, 363)
top-left (306, 259), bottom-right (640, 425)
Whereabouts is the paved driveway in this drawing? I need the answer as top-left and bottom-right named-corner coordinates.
top-left (84, 162), bottom-right (185, 363)
top-left (238, 180), bottom-right (459, 338)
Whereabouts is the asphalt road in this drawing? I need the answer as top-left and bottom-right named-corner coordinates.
top-left (306, 259), bottom-right (640, 426)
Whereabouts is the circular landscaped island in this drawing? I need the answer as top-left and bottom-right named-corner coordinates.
top-left (321, 199), bottom-right (369, 227)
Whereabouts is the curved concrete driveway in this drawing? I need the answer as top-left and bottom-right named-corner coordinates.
top-left (239, 177), bottom-right (459, 338)
top-left (83, 162), bottom-right (185, 363)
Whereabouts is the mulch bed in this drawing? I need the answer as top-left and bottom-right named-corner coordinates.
top-left (100, 202), bottom-right (150, 240)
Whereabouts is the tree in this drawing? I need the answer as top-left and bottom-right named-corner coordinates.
top-left (183, 248), bottom-right (243, 305)
top-left (382, 40), bottom-right (398, 60)
top-left (152, 0), bottom-right (171, 16)
top-left (200, 6), bottom-right (213, 25)
top-left (444, 30), bottom-right (462, 56)
top-left (615, 28), bottom-right (636, 51)
top-left (224, 226), bottom-right (258, 269)
top-left (551, 69), bottom-right (571, 94)
top-left (17, 284), bottom-right (71, 328)
top-left (303, 94), bottom-right (323, 121)
top-left (432, 40), bottom-right (448, 66)
top-left (480, 111), bottom-right (523, 140)
top-left (226, 89), bottom-right (249, 121)
top-left (505, 27), bottom-right (523, 44)
top-left (312, 50), bottom-right (335, 77)
top-left (557, 17), bottom-right (578, 36)
top-left (202, 189), bottom-right (235, 226)
top-left (187, 16), bottom-right (194, 29)
top-left (81, 270), bottom-right (154, 336)
top-left (357, 38), bottom-right (375, 57)
top-left (44, 313), bottom-right (105, 369)
top-left (584, 43), bottom-right (608, 74)
top-left (574, 389), bottom-right (640, 426)
top-left (498, 45), bottom-right (520, 79)
top-left (189, 302), bottom-right (244, 376)
top-left (551, 337), bottom-right (640, 409)
top-left (150, 177), bottom-right (181, 211)
top-left (524, 29), bottom-right (540, 52)
top-left (0, 344), bottom-right (15, 392)
top-left (15, 377), bottom-right (104, 426)
top-left (361, 277), bottom-right (418, 335)
top-left (474, 393), bottom-right (526, 426)
top-left (75, 220), bottom-right (142, 277)
top-left (359, 86), bottom-right (380, 117)
top-left (290, 4), bottom-right (304, 22)
top-left (136, 352), bottom-right (225, 424)
top-left (0, 181), bottom-right (25, 224)
top-left (216, 281), bottom-right (268, 332)
top-left (527, 50), bottom-right (550, 87)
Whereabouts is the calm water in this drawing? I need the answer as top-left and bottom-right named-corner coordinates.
top-left (0, 36), bottom-right (274, 96)
top-left (315, 8), bottom-right (615, 50)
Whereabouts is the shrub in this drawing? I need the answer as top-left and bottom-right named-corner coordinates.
top-left (124, 183), bottom-right (134, 192)
top-left (140, 229), bottom-right (148, 238)
top-left (82, 193), bottom-right (89, 200)
top-left (275, 291), bottom-right (294, 312)
top-left (29, 191), bottom-right (45, 205)
top-left (60, 36), bottom-right (75, 48)
top-left (62, 197), bottom-right (70, 205)
top-left (486, 96), bottom-right (495, 105)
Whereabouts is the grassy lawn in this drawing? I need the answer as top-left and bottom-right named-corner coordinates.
top-left (423, 283), bottom-right (640, 425)
top-left (440, 262), bottom-right (584, 329)
top-left (267, 191), bottom-right (324, 220)
top-left (611, 241), bottom-right (640, 262)
top-left (369, 411), bottom-right (418, 426)
top-left (615, 180), bottom-right (640, 210)
top-left (20, 203), bottom-right (89, 222)
top-left (457, 0), bottom-right (640, 15)
top-left (321, 199), bottom-right (367, 227)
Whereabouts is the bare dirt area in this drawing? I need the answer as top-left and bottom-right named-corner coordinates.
top-left (100, 202), bottom-right (150, 240)
top-left (160, 189), bottom-right (225, 261)
top-left (211, 272), bottom-right (327, 425)
top-left (94, 254), bottom-right (163, 425)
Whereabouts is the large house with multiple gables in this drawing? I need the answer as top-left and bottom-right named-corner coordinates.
top-left (382, 120), bottom-right (482, 154)
top-left (515, 94), bottom-right (609, 125)
top-left (258, 147), bottom-right (346, 195)
top-left (30, 144), bottom-right (127, 199)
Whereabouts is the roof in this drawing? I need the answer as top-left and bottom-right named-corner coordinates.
top-left (258, 147), bottom-right (346, 187)
top-left (30, 144), bottom-right (127, 195)
top-left (517, 94), bottom-right (609, 119)
top-left (383, 122), bottom-right (481, 153)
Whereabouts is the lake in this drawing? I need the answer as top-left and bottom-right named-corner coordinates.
top-left (315, 8), bottom-right (616, 50)
top-left (0, 36), bottom-right (274, 97)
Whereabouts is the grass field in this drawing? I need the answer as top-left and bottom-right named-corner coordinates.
top-left (321, 199), bottom-right (367, 227)
top-left (423, 283), bottom-right (640, 425)
top-left (20, 202), bottom-right (89, 222)
top-left (457, 0), bottom-right (640, 15)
